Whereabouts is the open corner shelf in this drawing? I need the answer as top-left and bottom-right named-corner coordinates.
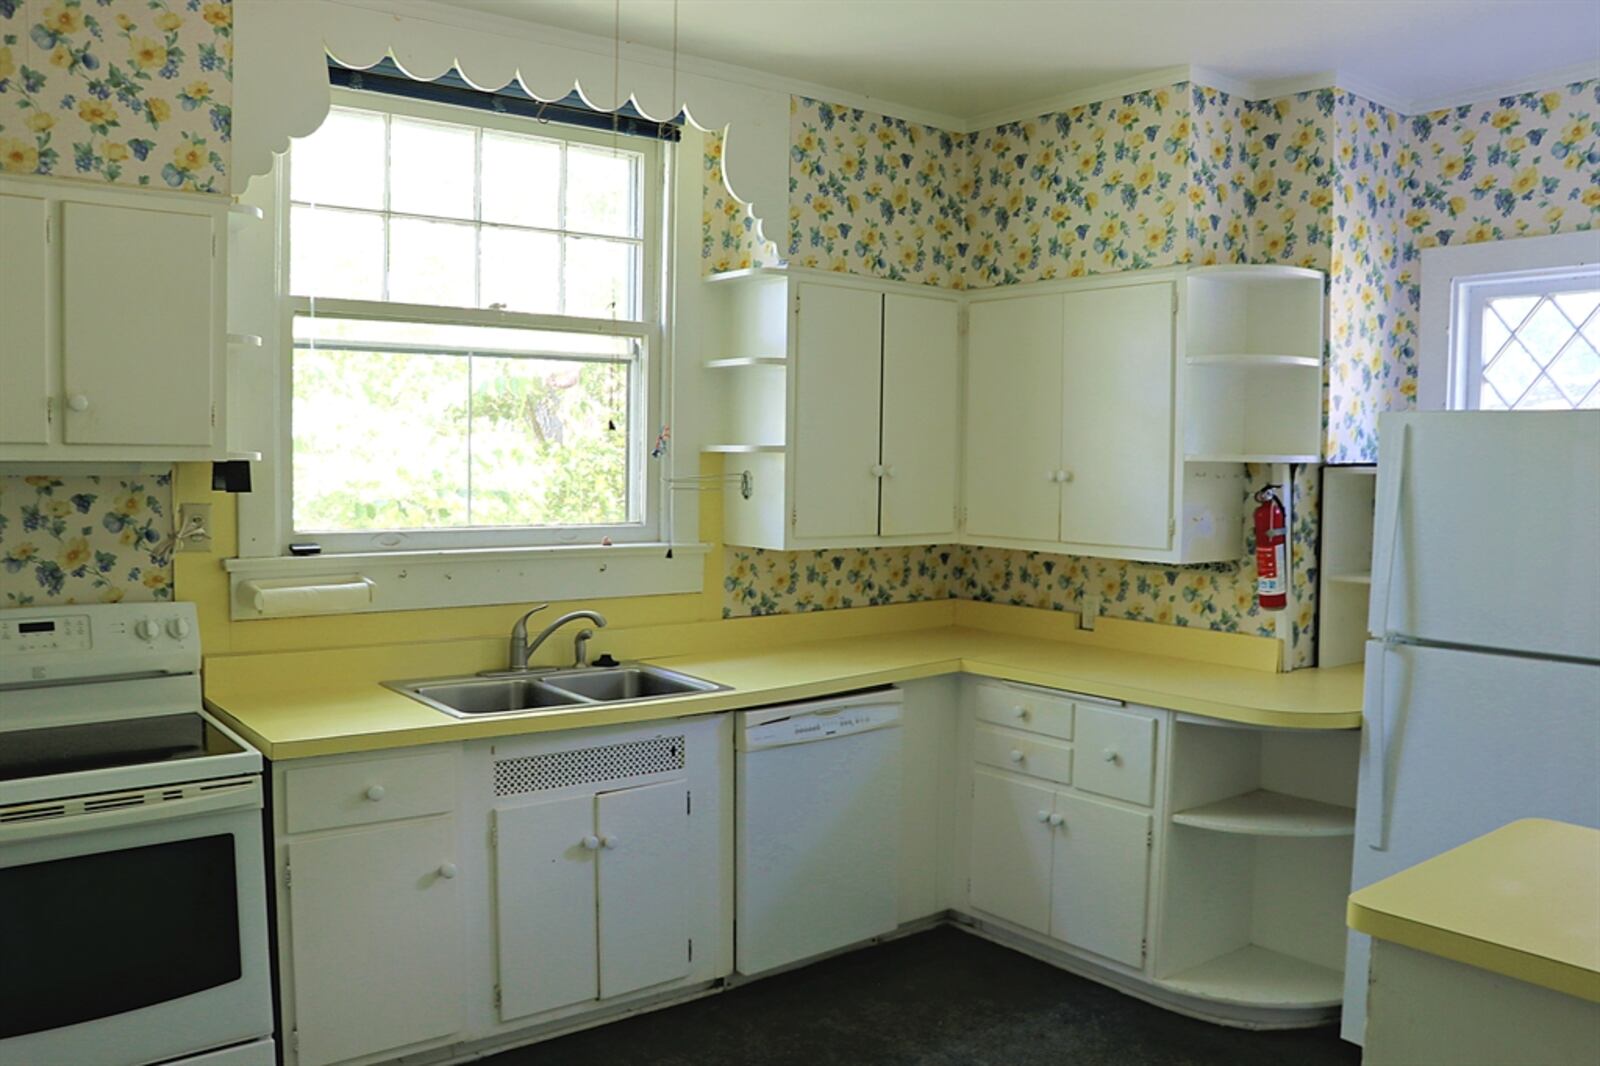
top-left (227, 333), bottom-right (263, 348)
top-left (704, 356), bottom-right (787, 369)
top-left (701, 443), bottom-right (785, 454)
top-left (1326, 571), bottom-right (1372, 586)
top-left (1186, 353), bottom-right (1320, 369)
top-left (1171, 789), bottom-right (1355, 838)
top-left (1157, 946), bottom-right (1344, 1009)
top-left (1184, 452), bottom-right (1321, 465)
top-left (228, 203), bottom-right (265, 230)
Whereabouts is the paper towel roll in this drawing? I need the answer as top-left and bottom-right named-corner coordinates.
top-left (243, 578), bottom-right (374, 617)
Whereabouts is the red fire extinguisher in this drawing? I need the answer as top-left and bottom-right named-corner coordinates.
top-left (1253, 488), bottom-right (1288, 611)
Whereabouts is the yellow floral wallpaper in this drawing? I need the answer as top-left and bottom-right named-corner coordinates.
top-left (0, 0), bottom-right (231, 192)
top-left (0, 472), bottom-right (175, 606)
top-left (702, 128), bottom-right (781, 273)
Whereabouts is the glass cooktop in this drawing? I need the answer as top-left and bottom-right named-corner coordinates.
top-left (0, 714), bottom-right (245, 782)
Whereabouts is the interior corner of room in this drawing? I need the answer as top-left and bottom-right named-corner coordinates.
top-left (1, 2), bottom-right (1597, 1065)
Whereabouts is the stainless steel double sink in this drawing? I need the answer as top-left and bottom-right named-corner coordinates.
top-left (384, 665), bottom-right (728, 719)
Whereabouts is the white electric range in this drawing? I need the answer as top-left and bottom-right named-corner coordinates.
top-left (0, 602), bottom-right (275, 1066)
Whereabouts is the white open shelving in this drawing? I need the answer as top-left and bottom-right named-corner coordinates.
top-left (1155, 718), bottom-right (1359, 1016)
top-left (1183, 265), bottom-right (1325, 465)
top-left (1319, 465), bottom-right (1379, 667)
top-left (699, 270), bottom-right (790, 459)
top-left (704, 355), bottom-right (786, 369)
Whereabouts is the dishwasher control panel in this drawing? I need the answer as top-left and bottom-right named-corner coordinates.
top-left (740, 700), bottom-right (902, 750)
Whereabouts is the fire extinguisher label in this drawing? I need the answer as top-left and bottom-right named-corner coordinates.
top-left (1257, 544), bottom-right (1286, 595)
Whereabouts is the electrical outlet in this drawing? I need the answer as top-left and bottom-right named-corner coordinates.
top-left (1078, 592), bottom-right (1101, 631)
top-left (176, 503), bottom-right (213, 552)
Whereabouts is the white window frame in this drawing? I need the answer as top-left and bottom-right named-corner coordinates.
top-left (1420, 231), bottom-right (1600, 411)
top-left (226, 90), bottom-right (709, 618)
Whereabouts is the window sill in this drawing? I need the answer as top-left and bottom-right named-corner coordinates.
top-left (222, 542), bottom-right (709, 620)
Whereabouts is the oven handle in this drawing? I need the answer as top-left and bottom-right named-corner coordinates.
top-left (0, 777), bottom-right (261, 845)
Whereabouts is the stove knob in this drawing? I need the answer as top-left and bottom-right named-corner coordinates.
top-left (167, 618), bottom-right (192, 640)
top-left (135, 618), bottom-right (161, 642)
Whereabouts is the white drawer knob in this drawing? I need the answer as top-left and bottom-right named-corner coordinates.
top-left (1012, 705), bottom-right (1029, 719)
top-left (67, 393), bottom-right (90, 412)
top-left (1036, 810), bottom-right (1051, 823)
top-left (1048, 813), bottom-right (1065, 827)
top-left (436, 862), bottom-right (458, 879)
top-left (1102, 749), bottom-right (1120, 765)
top-left (1008, 749), bottom-right (1025, 763)
top-left (364, 784), bottom-right (386, 801)
top-left (581, 835), bottom-right (601, 851)
top-left (600, 835), bottom-right (618, 849)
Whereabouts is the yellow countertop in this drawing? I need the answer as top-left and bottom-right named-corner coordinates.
top-left (1348, 819), bottom-right (1600, 1003)
top-left (204, 607), bottom-right (1363, 760)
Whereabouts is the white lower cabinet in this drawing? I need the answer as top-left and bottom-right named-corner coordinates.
top-left (1049, 793), bottom-right (1151, 967)
top-left (970, 770), bottom-right (1056, 935)
top-left (494, 780), bottom-right (692, 1020)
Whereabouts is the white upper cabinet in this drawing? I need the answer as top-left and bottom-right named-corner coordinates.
top-left (0, 177), bottom-right (229, 463)
top-left (707, 269), bottom-right (962, 550)
top-left (881, 293), bottom-right (960, 538)
top-left (791, 283), bottom-right (884, 540)
top-left (964, 292), bottom-right (1064, 543)
top-left (0, 192), bottom-right (51, 446)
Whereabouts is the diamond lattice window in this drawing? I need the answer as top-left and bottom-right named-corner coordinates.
top-left (1479, 289), bottom-right (1600, 411)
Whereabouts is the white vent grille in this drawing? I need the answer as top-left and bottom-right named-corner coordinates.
top-left (0, 776), bottom-right (255, 826)
top-left (494, 735), bottom-right (686, 796)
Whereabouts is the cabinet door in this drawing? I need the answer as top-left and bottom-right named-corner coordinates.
top-left (881, 293), bottom-right (959, 537)
top-left (60, 201), bottom-right (215, 446)
top-left (1074, 705), bottom-right (1158, 806)
top-left (493, 795), bottom-right (599, 1021)
top-left (792, 283), bottom-right (883, 539)
top-left (1059, 283), bottom-right (1175, 551)
top-left (286, 818), bottom-right (463, 1066)
top-left (968, 768), bottom-right (1055, 934)
top-left (596, 781), bottom-right (691, 999)
top-left (1050, 793), bottom-right (1151, 967)
top-left (0, 193), bottom-right (51, 444)
top-left (964, 294), bottom-right (1063, 541)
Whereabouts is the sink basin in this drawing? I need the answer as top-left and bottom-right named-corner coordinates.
top-left (384, 664), bottom-right (727, 719)
top-left (540, 667), bottom-right (724, 702)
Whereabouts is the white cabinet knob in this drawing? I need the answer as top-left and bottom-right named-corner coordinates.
top-left (135, 618), bottom-right (160, 641)
top-left (1102, 749), bottom-right (1120, 765)
top-left (1008, 749), bottom-right (1025, 763)
top-left (1012, 705), bottom-right (1029, 719)
top-left (166, 618), bottom-right (191, 639)
top-left (1036, 810), bottom-right (1051, 823)
top-left (1048, 470), bottom-right (1061, 482)
top-left (1048, 813), bottom-right (1065, 827)
top-left (884, 465), bottom-right (896, 478)
top-left (436, 862), bottom-right (458, 879)
top-left (364, 784), bottom-right (386, 801)
top-left (581, 835), bottom-right (601, 851)
top-left (870, 464), bottom-right (886, 477)
top-left (600, 835), bottom-right (618, 849)
top-left (1062, 469), bottom-right (1075, 483)
top-left (67, 393), bottom-right (90, 412)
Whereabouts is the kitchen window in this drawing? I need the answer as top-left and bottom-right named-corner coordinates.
top-left (282, 90), bottom-right (664, 553)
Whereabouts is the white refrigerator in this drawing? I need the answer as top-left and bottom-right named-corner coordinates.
top-left (1343, 410), bottom-right (1600, 1045)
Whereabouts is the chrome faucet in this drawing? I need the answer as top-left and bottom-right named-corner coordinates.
top-left (508, 607), bottom-right (608, 670)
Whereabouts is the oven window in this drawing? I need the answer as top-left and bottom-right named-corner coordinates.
top-left (0, 835), bottom-right (242, 1037)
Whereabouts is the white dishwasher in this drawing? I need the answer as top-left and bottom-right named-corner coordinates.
top-left (735, 688), bottom-right (904, 976)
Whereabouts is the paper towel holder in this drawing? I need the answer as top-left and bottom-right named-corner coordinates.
top-left (237, 575), bottom-right (376, 618)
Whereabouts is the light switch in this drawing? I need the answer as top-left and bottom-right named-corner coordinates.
top-left (176, 503), bottom-right (213, 552)
top-left (1078, 592), bottom-right (1101, 630)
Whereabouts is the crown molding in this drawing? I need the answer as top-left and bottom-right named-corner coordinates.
top-left (1402, 59), bottom-right (1600, 114)
top-left (960, 66), bottom-right (1196, 131)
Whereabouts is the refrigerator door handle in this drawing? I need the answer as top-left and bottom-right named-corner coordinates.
top-left (1369, 420), bottom-right (1409, 639)
top-left (1363, 641), bottom-right (1407, 851)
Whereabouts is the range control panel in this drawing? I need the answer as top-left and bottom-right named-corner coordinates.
top-left (0, 602), bottom-right (200, 686)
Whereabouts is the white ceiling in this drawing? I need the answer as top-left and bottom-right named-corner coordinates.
top-left (444, 0), bottom-right (1600, 121)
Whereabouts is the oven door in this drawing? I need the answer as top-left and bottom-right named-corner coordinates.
top-left (0, 776), bottom-right (273, 1066)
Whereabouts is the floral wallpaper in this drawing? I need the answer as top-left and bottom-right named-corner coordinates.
top-left (0, 472), bottom-right (174, 606)
top-left (785, 96), bottom-right (969, 287)
top-left (702, 128), bottom-right (780, 274)
top-left (0, 0), bottom-right (232, 192)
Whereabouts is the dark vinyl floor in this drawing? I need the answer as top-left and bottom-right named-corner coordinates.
top-left (484, 925), bottom-right (1361, 1066)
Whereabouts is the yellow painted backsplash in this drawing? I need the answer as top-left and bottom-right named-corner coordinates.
top-left (0, 470), bottom-right (175, 605)
top-left (0, 0), bottom-right (232, 192)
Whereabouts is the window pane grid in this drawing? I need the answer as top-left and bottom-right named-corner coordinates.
top-left (1479, 289), bottom-right (1600, 411)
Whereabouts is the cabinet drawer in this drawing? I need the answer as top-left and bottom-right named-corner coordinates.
top-left (286, 750), bottom-right (456, 834)
top-left (974, 724), bottom-right (1073, 786)
top-left (975, 683), bottom-right (1074, 741)
top-left (1072, 706), bottom-right (1156, 806)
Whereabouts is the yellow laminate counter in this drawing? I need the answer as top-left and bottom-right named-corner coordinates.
top-left (204, 615), bottom-right (1364, 760)
top-left (1348, 819), bottom-right (1600, 1003)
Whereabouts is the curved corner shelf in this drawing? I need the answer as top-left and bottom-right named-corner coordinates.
top-left (227, 333), bottom-right (264, 348)
top-left (1326, 571), bottom-right (1372, 586)
top-left (228, 203), bottom-right (265, 230)
top-left (1171, 789), bottom-right (1355, 838)
top-left (1185, 452), bottom-right (1322, 464)
top-left (704, 356), bottom-right (787, 369)
top-left (1187, 353), bottom-right (1320, 368)
top-left (1157, 946), bottom-right (1343, 1009)
top-left (225, 450), bottom-right (263, 462)
top-left (701, 443), bottom-right (785, 454)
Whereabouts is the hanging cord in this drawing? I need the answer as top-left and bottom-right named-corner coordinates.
top-left (660, 0), bottom-right (683, 559)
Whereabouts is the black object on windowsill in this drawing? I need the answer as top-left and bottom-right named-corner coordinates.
top-left (210, 460), bottom-right (252, 493)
